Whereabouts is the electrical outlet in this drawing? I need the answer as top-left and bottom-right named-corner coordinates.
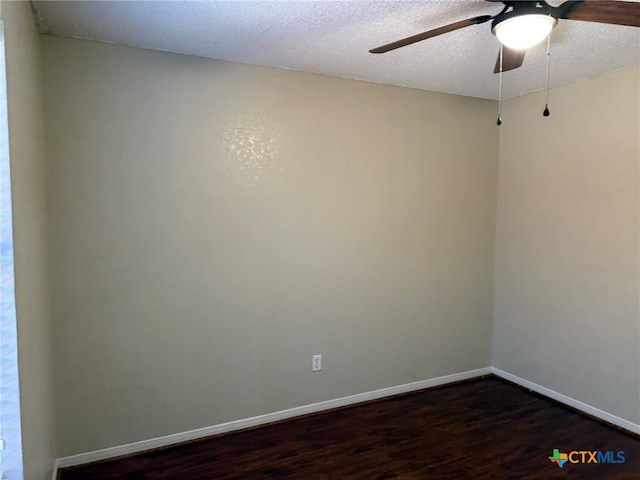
top-left (312, 354), bottom-right (322, 372)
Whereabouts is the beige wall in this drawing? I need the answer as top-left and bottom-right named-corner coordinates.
top-left (43, 36), bottom-right (498, 456)
top-left (3, 1), bottom-right (57, 478)
top-left (493, 67), bottom-right (640, 424)
top-left (39, 27), bottom-right (639, 462)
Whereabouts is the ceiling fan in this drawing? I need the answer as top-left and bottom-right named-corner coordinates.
top-left (370, 1), bottom-right (640, 73)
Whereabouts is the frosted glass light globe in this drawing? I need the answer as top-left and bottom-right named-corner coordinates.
top-left (493, 14), bottom-right (557, 50)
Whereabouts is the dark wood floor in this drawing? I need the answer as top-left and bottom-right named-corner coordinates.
top-left (59, 376), bottom-right (640, 479)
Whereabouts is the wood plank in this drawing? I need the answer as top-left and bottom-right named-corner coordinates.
top-left (58, 376), bottom-right (640, 479)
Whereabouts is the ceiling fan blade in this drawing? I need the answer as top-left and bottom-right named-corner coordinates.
top-left (493, 47), bottom-right (526, 73)
top-left (559, 0), bottom-right (640, 27)
top-left (369, 15), bottom-right (492, 54)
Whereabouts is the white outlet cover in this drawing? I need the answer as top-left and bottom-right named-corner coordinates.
top-left (312, 354), bottom-right (322, 372)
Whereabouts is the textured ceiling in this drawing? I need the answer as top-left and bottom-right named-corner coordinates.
top-left (32, 0), bottom-right (640, 99)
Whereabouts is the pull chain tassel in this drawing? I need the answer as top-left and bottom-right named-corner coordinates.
top-left (497, 44), bottom-right (503, 126)
top-left (543, 28), bottom-right (551, 117)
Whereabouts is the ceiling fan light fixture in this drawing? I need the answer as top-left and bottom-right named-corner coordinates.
top-left (492, 13), bottom-right (557, 50)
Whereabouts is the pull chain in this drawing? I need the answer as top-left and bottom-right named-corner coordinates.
top-left (497, 44), bottom-right (503, 126)
top-left (543, 29), bottom-right (551, 117)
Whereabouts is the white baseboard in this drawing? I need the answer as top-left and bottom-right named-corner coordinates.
top-left (53, 366), bottom-right (639, 479)
top-left (491, 367), bottom-right (640, 435)
top-left (53, 367), bottom-right (492, 474)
